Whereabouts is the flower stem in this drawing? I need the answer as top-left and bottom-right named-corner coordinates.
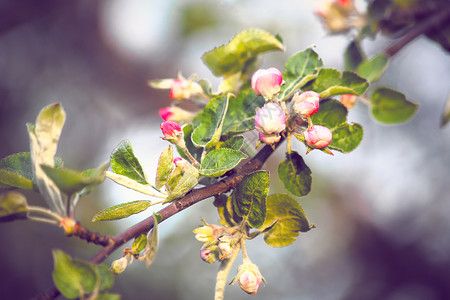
top-left (27, 206), bottom-right (64, 223)
top-left (215, 242), bottom-right (241, 300)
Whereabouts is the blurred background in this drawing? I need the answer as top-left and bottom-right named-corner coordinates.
top-left (1, 0), bottom-right (450, 299)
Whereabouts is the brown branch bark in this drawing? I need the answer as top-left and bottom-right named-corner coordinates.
top-left (33, 142), bottom-right (280, 300)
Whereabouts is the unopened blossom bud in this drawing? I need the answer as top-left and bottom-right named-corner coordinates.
top-left (255, 103), bottom-right (286, 136)
top-left (251, 68), bottom-right (283, 100)
top-left (234, 262), bottom-right (265, 295)
top-left (111, 256), bottom-right (129, 275)
top-left (340, 94), bottom-right (356, 109)
top-left (258, 132), bottom-right (281, 145)
top-left (160, 121), bottom-right (183, 141)
top-left (159, 107), bottom-right (195, 122)
top-left (200, 245), bottom-right (220, 264)
top-left (291, 91), bottom-right (321, 117)
top-left (304, 125), bottom-right (332, 149)
top-left (170, 78), bottom-right (204, 100)
top-left (193, 221), bottom-right (228, 246)
top-left (173, 157), bottom-right (191, 170)
top-left (217, 235), bottom-right (238, 260)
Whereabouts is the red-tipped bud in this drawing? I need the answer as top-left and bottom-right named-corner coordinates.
top-left (160, 121), bottom-right (183, 141)
top-left (251, 68), bottom-right (283, 100)
top-left (304, 125), bottom-right (332, 149)
top-left (291, 91), bottom-right (321, 117)
top-left (169, 78), bottom-right (204, 100)
top-left (255, 103), bottom-right (286, 136)
top-left (159, 106), bottom-right (195, 122)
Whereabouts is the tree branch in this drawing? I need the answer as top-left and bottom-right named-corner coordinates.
top-left (383, 4), bottom-right (450, 58)
top-left (33, 141), bottom-right (280, 300)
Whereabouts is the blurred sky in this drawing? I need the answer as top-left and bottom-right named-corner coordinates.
top-left (1, 1), bottom-right (450, 299)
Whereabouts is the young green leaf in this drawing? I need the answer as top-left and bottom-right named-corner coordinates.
top-left (28, 103), bottom-right (66, 214)
top-left (110, 140), bottom-right (148, 185)
top-left (92, 200), bottom-right (152, 222)
top-left (202, 29), bottom-right (284, 77)
top-left (344, 40), bottom-right (365, 71)
top-left (106, 171), bottom-right (165, 198)
top-left (278, 152), bottom-right (312, 197)
top-left (41, 163), bottom-right (108, 195)
top-left (132, 234), bottom-right (148, 255)
top-left (279, 48), bottom-right (323, 100)
top-left (261, 193), bottom-right (314, 247)
top-left (214, 194), bottom-right (242, 227)
top-left (310, 99), bottom-right (363, 153)
top-left (233, 170), bottom-right (269, 228)
top-left (177, 124), bottom-right (203, 162)
top-left (164, 166), bottom-right (199, 202)
top-left (144, 212), bottom-right (160, 267)
top-left (0, 152), bottom-right (36, 190)
top-left (52, 250), bottom-right (98, 299)
top-left (311, 68), bottom-right (369, 98)
top-left (155, 146), bottom-right (174, 189)
top-left (199, 148), bottom-right (247, 177)
top-left (0, 191), bottom-right (28, 222)
top-left (357, 53), bottom-right (389, 82)
top-left (192, 95), bottom-right (229, 148)
top-left (221, 91), bottom-right (265, 135)
top-left (370, 87), bottom-right (418, 123)
top-left (52, 250), bottom-right (114, 299)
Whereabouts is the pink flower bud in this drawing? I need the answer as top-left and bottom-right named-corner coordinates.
top-left (159, 106), bottom-right (195, 122)
top-left (234, 263), bottom-right (264, 295)
top-left (160, 121), bottom-right (183, 140)
top-left (170, 78), bottom-right (204, 100)
top-left (251, 68), bottom-right (283, 100)
top-left (291, 91), bottom-right (321, 117)
top-left (217, 235), bottom-right (238, 260)
top-left (258, 132), bottom-right (281, 145)
top-left (173, 157), bottom-right (191, 171)
top-left (200, 245), bottom-right (220, 264)
top-left (304, 125), bottom-right (332, 149)
top-left (340, 94), bottom-right (356, 109)
top-left (255, 103), bottom-right (286, 136)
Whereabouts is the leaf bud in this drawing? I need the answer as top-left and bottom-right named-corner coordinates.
top-left (110, 256), bottom-right (129, 275)
top-left (255, 103), bottom-right (286, 136)
top-left (291, 91), bottom-right (321, 117)
top-left (200, 245), bottom-right (220, 264)
top-left (304, 125), bottom-right (332, 149)
top-left (160, 121), bottom-right (183, 141)
top-left (251, 68), bottom-right (283, 100)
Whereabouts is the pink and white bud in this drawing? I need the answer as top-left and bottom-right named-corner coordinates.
top-left (304, 125), bottom-right (332, 149)
top-left (200, 245), bottom-right (220, 264)
top-left (173, 157), bottom-right (191, 170)
top-left (159, 107), bottom-right (196, 122)
top-left (340, 94), bottom-right (357, 109)
top-left (160, 121), bottom-right (183, 141)
top-left (234, 262), bottom-right (265, 295)
top-left (258, 132), bottom-right (281, 145)
top-left (291, 91), bottom-right (321, 117)
top-left (169, 78), bottom-right (204, 100)
top-left (251, 68), bottom-right (283, 100)
top-left (255, 103), bottom-right (286, 136)
top-left (217, 235), bottom-right (238, 260)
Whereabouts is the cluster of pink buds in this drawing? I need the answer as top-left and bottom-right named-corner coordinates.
top-left (254, 103), bottom-right (286, 145)
top-left (251, 67), bottom-right (284, 100)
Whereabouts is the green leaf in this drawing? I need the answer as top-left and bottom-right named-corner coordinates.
top-left (202, 29), bottom-right (284, 77)
top-left (370, 87), bottom-right (418, 123)
top-left (94, 264), bottom-right (115, 292)
top-left (0, 191), bottom-right (28, 222)
top-left (145, 212), bottom-right (160, 268)
top-left (311, 68), bottom-right (369, 98)
top-left (92, 200), bottom-right (152, 222)
top-left (105, 172), bottom-right (164, 197)
top-left (219, 136), bottom-right (245, 151)
top-left (261, 193), bottom-right (314, 247)
top-left (199, 148), bottom-right (247, 177)
top-left (155, 146), bottom-right (174, 189)
top-left (95, 294), bottom-right (121, 300)
top-left (132, 234), bottom-right (148, 255)
top-left (214, 194), bottom-right (242, 227)
top-left (278, 152), bottom-right (312, 197)
top-left (110, 140), bottom-right (148, 185)
top-left (164, 166), bottom-right (199, 202)
top-left (28, 103), bottom-right (66, 214)
top-left (311, 99), bottom-right (363, 153)
top-left (233, 171), bottom-right (269, 228)
top-left (279, 48), bottom-right (323, 100)
top-left (0, 152), bottom-right (35, 190)
top-left (52, 250), bottom-right (98, 299)
top-left (192, 95), bottom-right (229, 148)
top-left (357, 53), bottom-right (389, 82)
top-left (177, 124), bottom-right (203, 162)
top-left (41, 163), bottom-right (108, 195)
top-left (441, 94), bottom-right (450, 127)
top-left (221, 91), bottom-right (265, 135)
top-left (344, 40), bottom-right (365, 71)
